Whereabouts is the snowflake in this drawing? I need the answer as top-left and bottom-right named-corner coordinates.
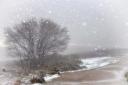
top-left (48, 10), bottom-right (52, 14)
top-left (94, 48), bottom-right (98, 51)
top-left (125, 22), bottom-right (128, 26)
top-left (99, 3), bottom-right (104, 7)
top-left (92, 31), bottom-right (97, 34)
top-left (81, 22), bottom-right (87, 27)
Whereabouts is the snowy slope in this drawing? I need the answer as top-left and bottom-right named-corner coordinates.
top-left (0, 57), bottom-right (119, 85)
top-left (80, 57), bottom-right (119, 70)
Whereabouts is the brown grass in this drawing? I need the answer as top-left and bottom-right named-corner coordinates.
top-left (13, 80), bottom-right (21, 85)
top-left (54, 70), bottom-right (115, 82)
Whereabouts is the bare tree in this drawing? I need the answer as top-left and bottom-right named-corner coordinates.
top-left (5, 18), bottom-right (69, 71)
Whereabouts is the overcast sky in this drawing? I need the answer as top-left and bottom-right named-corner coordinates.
top-left (1, 0), bottom-right (128, 54)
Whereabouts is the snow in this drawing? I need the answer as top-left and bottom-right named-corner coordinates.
top-left (0, 72), bottom-right (60, 85)
top-left (32, 83), bottom-right (42, 85)
top-left (30, 74), bottom-right (60, 85)
top-left (125, 22), bottom-right (128, 26)
top-left (44, 74), bottom-right (60, 82)
top-left (61, 57), bottom-right (119, 73)
top-left (80, 57), bottom-right (119, 70)
top-left (0, 57), bottom-right (118, 85)
top-left (48, 10), bottom-right (52, 14)
top-left (81, 22), bottom-right (87, 27)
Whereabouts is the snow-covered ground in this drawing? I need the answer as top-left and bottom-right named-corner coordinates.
top-left (0, 56), bottom-right (119, 85)
top-left (44, 74), bottom-right (60, 82)
top-left (31, 57), bottom-right (119, 85)
top-left (80, 57), bottom-right (119, 70)
top-left (63, 56), bottom-right (119, 73)
top-left (30, 74), bottom-right (60, 85)
top-left (32, 74), bottom-right (61, 85)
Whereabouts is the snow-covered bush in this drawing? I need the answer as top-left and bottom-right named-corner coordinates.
top-left (30, 71), bottom-right (45, 84)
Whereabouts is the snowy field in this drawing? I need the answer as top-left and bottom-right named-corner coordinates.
top-left (80, 57), bottom-right (119, 70)
top-left (63, 56), bottom-right (119, 73)
top-left (0, 56), bottom-right (119, 85)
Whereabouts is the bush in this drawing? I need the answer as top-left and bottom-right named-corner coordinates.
top-left (30, 77), bottom-right (45, 84)
top-left (40, 54), bottom-right (82, 72)
top-left (30, 71), bottom-right (46, 84)
top-left (14, 53), bottom-right (82, 75)
top-left (125, 72), bottom-right (128, 81)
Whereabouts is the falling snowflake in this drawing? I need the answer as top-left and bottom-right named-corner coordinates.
top-left (92, 31), bottom-right (97, 34)
top-left (81, 22), bottom-right (87, 27)
top-left (99, 3), bottom-right (104, 7)
top-left (94, 47), bottom-right (98, 51)
top-left (48, 10), bottom-right (52, 14)
top-left (125, 22), bottom-right (128, 26)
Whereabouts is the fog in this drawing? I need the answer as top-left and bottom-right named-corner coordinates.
top-left (0, 0), bottom-right (128, 55)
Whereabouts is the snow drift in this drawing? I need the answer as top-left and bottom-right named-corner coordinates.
top-left (80, 57), bottom-right (119, 70)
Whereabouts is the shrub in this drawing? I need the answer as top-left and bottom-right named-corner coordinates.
top-left (125, 72), bottom-right (128, 81)
top-left (30, 77), bottom-right (45, 84)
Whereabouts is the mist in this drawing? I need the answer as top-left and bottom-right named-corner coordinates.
top-left (0, 0), bottom-right (128, 55)
top-left (1, 1), bottom-right (128, 84)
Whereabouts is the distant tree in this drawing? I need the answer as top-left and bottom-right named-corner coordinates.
top-left (5, 18), bottom-right (69, 71)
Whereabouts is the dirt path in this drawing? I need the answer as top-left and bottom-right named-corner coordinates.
top-left (47, 56), bottom-right (128, 85)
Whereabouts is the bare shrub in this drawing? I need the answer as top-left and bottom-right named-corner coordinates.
top-left (41, 53), bottom-right (82, 72)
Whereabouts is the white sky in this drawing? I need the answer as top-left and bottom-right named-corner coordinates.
top-left (0, 0), bottom-right (128, 54)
